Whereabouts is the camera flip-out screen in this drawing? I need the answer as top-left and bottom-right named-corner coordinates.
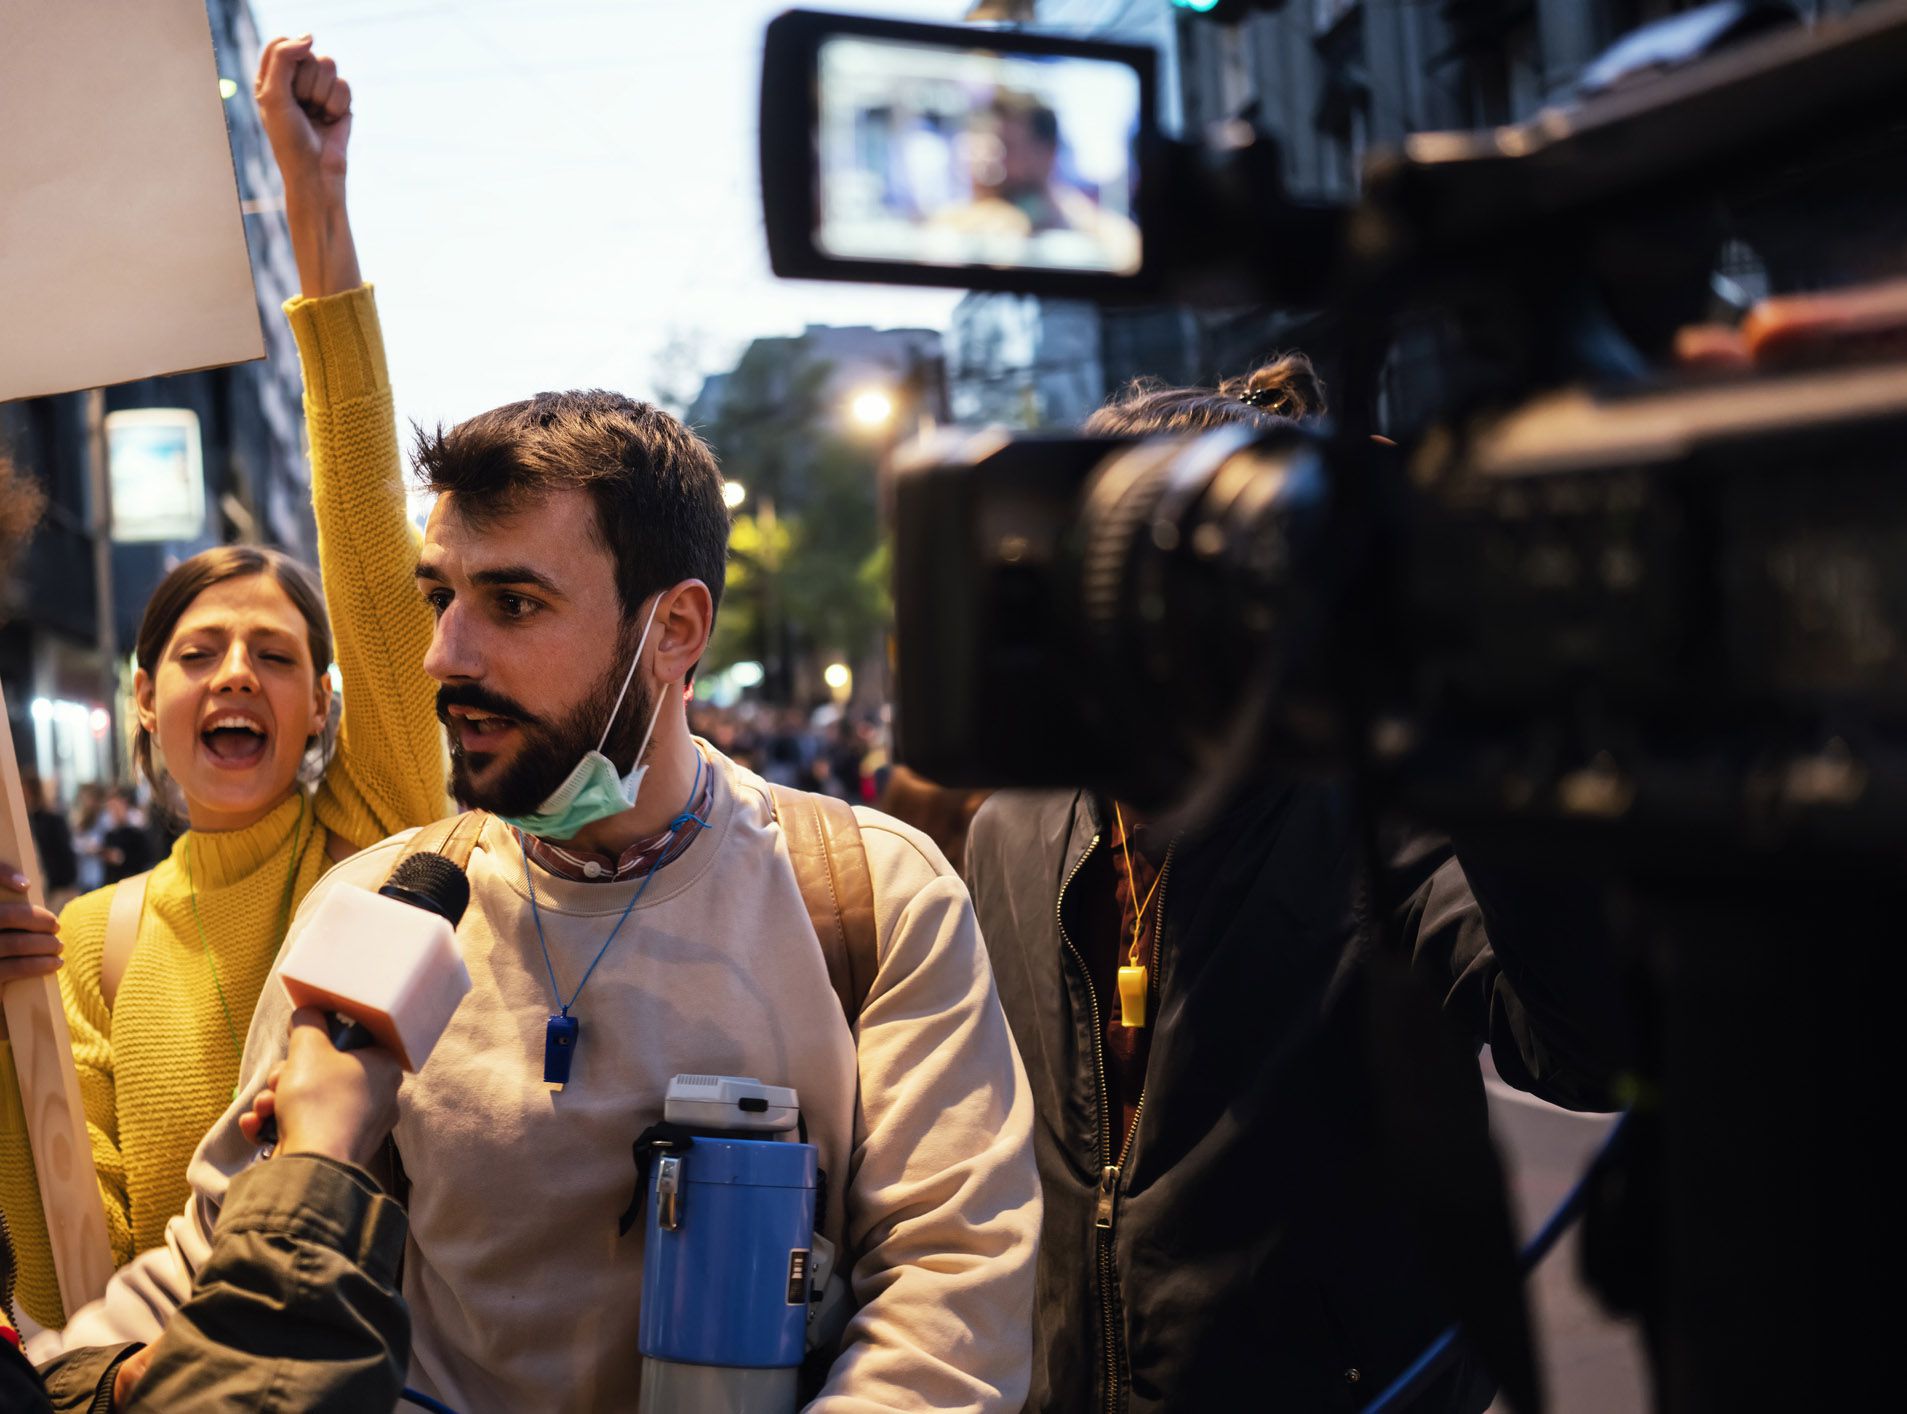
top-left (762, 10), bottom-right (1158, 296)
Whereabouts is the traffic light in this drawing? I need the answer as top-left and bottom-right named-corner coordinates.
top-left (1169, 0), bottom-right (1289, 21)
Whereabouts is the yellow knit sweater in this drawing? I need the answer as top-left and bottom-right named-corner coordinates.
top-left (0, 286), bottom-right (447, 1329)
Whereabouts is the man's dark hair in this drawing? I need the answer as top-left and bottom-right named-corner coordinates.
top-left (413, 390), bottom-right (730, 635)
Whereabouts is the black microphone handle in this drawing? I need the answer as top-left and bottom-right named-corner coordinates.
top-left (327, 1012), bottom-right (377, 1051)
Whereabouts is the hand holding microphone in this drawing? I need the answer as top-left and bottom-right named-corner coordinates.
top-left (251, 850), bottom-right (474, 1150)
top-left (238, 1008), bottom-right (401, 1166)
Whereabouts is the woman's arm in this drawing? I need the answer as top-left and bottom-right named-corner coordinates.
top-left (257, 39), bottom-right (448, 850)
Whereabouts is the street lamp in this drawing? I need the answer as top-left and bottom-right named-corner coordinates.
top-left (848, 388), bottom-right (895, 430)
top-left (722, 480), bottom-right (747, 510)
top-left (823, 661), bottom-right (853, 702)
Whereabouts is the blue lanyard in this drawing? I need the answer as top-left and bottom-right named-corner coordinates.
top-left (519, 751), bottom-right (710, 1017)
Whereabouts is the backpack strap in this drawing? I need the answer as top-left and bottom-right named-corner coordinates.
top-left (100, 869), bottom-right (153, 1013)
top-left (395, 811), bottom-right (491, 873)
top-left (768, 785), bottom-right (878, 1029)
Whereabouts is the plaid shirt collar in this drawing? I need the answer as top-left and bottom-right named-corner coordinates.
top-left (520, 755), bottom-right (714, 883)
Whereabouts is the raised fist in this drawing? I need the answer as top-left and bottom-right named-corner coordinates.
top-left (255, 35), bottom-right (352, 191)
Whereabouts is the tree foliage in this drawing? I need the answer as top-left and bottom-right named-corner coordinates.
top-left (698, 340), bottom-right (889, 694)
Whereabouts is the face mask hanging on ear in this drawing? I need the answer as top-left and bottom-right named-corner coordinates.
top-left (499, 596), bottom-right (668, 840)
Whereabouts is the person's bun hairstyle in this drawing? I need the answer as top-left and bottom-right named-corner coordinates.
top-left (1217, 352), bottom-right (1327, 420)
top-left (1083, 351), bottom-right (1327, 438)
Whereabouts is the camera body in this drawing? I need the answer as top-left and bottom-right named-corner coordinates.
top-left (892, 359), bottom-right (1907, 856)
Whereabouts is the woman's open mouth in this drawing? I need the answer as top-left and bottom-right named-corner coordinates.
top-left (200, 712), bottom-right (270, 768)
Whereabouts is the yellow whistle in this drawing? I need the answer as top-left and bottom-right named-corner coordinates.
top-left (1117, 964), bottom-right (1148, 1028)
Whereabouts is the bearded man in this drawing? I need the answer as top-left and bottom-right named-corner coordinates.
top-left (47, 387), bottom-right (1041, 1413)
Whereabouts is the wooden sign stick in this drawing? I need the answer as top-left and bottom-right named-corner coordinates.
top-left (0, 683), bottom-right (114, 1317)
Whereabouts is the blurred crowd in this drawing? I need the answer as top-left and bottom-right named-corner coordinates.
top-left (21, 776), bottom-right (164, 911)
top-left (690, 701), bottom-right (991, 871)
top-left (691, 703), bottom-right (890, 803)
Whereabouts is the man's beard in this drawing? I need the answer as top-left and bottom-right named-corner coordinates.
top-left (438, 638), bottom-right (654, 816)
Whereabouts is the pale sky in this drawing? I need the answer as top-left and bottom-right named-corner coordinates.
top-left (249, 0), bottom-right (974, 439)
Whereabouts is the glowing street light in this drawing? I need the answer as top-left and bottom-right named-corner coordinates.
top-left (823, 662), bottom-right (853, 701)
top-left (848, 388), bottom-right (895, 429)
top-left (218, 77), bottom-right (240, 100)
top-left (722, 480), bottom-right (747, 510)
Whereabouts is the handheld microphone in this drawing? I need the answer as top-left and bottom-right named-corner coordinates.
top-left (278, 851), bottom-right (473, 1069)
top-left (254, 853), bottom-right (473, 1149)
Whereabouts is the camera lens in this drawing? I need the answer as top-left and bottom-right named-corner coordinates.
top-left (1074, 425), bottom-right (1332, 804)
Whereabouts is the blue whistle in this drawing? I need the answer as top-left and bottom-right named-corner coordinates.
top-left (544, 1013), bottom-right (579, 1088)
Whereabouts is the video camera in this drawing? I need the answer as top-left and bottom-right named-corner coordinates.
top-left (761, 5), bottom-right (1907, 859)
top-left (761, 8), bottom-right (1907, 1412)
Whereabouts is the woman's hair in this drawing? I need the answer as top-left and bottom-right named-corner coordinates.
top-left (132, 545), bottom-right (335, 793)
top-left (1083, 351), bottom-right (1327, 437)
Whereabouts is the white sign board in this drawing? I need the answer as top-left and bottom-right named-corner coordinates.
top-left (107, 408), bottom-right (207, 542)
top-left (0, 0), bottom-right (263, 403)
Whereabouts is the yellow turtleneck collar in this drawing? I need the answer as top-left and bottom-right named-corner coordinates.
top-left (174, 790), bottom-right (313, 890)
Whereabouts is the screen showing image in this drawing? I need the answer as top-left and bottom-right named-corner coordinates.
top-left (815, 35), bottom-right (1143, 276)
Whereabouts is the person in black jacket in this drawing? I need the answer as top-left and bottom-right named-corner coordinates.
top-left (963, 357), bottom-right (1627, 1414)
top-left (97, 787), bottom-right (153, 885)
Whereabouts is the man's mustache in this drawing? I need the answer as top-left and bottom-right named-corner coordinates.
top-left (435, 683), bottom-right (542, 729)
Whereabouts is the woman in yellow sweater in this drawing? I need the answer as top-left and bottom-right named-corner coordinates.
top-left (0, 38), bottom-right (445, 1328)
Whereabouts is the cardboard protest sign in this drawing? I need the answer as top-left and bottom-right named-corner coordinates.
top-left (0, 684), bottom-right (114, 1316)
top-left (0, 0), bottom-right (262, 402)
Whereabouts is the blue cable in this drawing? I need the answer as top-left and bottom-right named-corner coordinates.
top-left (1360, 1109), bottom-right (1633, 1413)
top-left (401, 1389), bottom-right (460, 1414)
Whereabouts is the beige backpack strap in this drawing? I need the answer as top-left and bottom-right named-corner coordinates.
top-left (100, 870), bottom-right (153, 1013)
top-left (769, 785), bottom-right (878, 1029)
top-left (395, 811), bottom-right (490, 873)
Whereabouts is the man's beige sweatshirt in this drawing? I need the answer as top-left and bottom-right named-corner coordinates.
top-left (52, 750), bottom-right (1042, 1411)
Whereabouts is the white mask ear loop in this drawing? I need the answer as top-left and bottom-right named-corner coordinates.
top-left (624, 681), bottom-right (670, 784)
top-left (597, 595), bottom-right (664, 755)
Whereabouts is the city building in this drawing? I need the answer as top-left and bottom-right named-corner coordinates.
top-left (1, 0), bottom-right (307, 807)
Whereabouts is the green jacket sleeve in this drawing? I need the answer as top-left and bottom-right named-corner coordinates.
top-left (114, 1155), bottom-right (408, 1413)
top-left (32, 1339), bottom-right (140, 1414)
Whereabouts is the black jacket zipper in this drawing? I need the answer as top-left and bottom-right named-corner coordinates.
top-left (1058, 829), bottom-right (1176, 1414)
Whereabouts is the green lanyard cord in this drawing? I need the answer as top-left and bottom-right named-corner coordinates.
top-left (182, 794), bottom-right (308, 1097)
